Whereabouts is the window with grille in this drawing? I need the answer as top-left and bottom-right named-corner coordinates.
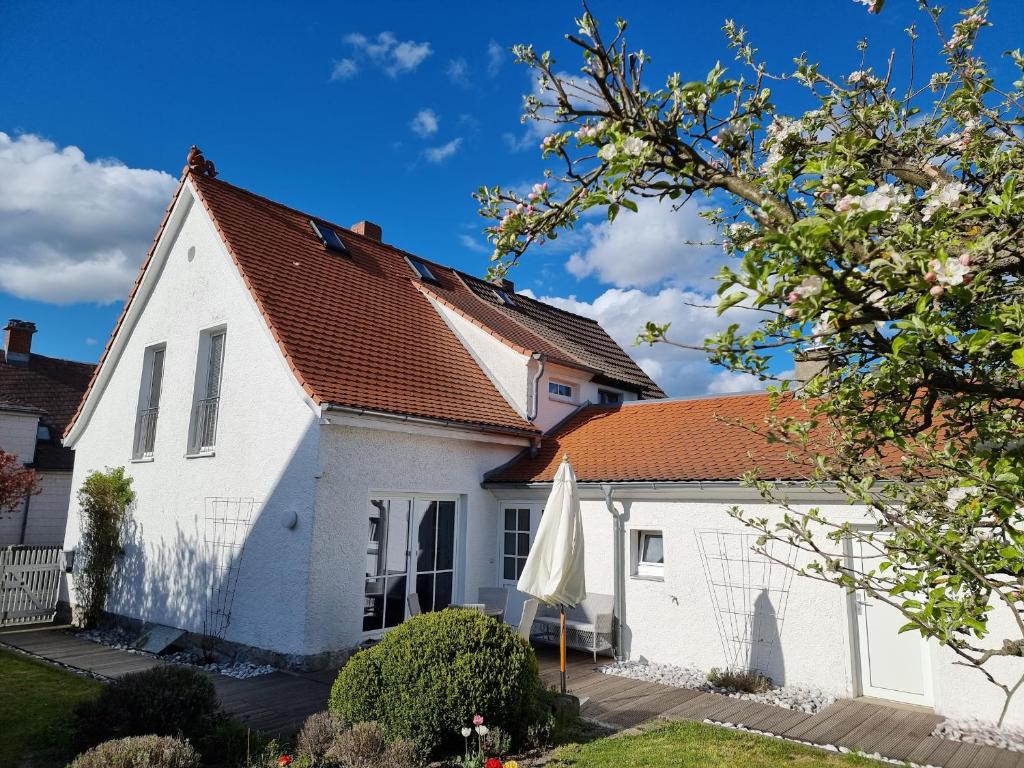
top-left (188, 329), bottom-right (225, 454)
top-left (132, 345), bottom-right (165, 459)
top-left (502, 507), bottom-right (533, 582)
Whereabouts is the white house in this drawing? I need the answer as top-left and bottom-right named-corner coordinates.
top-left (62, 152), bottom-right (1021, 725)
top-left (0, 320), bottom-right (94, 547)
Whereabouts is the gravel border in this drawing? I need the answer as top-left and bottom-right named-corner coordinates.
top-left (932, 717), bottom-right (1024, 753)
top-left (599, 659), bottom-right (836, 714)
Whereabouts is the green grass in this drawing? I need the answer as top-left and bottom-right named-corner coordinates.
top-left (0, 648), bottom-right (103, 767)
top-left (547, 721), bottom-right (880, 768)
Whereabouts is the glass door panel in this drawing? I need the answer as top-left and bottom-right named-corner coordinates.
top-left (414, 499), bottom-right (457, 613)
top-left (363, 498), bottom-right (410, 632)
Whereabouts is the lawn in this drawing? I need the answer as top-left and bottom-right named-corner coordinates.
top-left (547, 721), bottom-right (879, 768)
top-left (0, 648), bottom-right (103, 767)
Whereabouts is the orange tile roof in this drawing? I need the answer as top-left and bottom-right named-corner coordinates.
top-left (486, 393), bottom-right (818, 483)
top-left (68, 169), bottom-right (669, 438)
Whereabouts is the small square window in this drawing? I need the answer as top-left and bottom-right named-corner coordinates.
top-left (406, 256), bottom-right (438, 282)
top-left (311, 220), bottom-right (348, 254)
top-left (599, 389), bottom-right (622, 404)
top-left (634, 530), bottom-right (665, 579)
top-left (548, 381), bottom-right (573, 399)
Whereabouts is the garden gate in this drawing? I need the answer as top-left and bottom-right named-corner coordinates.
top-left (0, 546), bottom-right (63, 626)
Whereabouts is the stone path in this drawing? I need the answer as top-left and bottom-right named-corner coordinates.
top-left (3, 624), bottom-right (1022, 766)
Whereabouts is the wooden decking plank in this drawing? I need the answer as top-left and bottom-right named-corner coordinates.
top-left (800, 701), bottom-right (875, 745)
top-left (723, 701), bottom-right (788, 729)
top-left (740, 706), bottom-right (812, 735)
top-left (907, 736), bottom-right (950, 766)
top-left (853, 709), bottom-right (915, 754)
top-left (708, 698), bottom-right (765, 725)
top-left (784, 700), bottom-right (855, 740)
top-left (944, 742), bottom-right (986, 768)
top-left (597, 687), bottom-right (700, 728)
top-left (834, 707), bottom-right (899, 750)
top-left (658, 692), bottom-right (721, 721)
top-left (969, 746), bottom-right (1022, 768)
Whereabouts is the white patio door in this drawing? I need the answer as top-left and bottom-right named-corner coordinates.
top-left (850, 538), bottom-right (933, 706)
top-left (363, 496), bottom-right (457, 634)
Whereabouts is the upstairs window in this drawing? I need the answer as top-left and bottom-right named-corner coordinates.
top-left (311, 220), bottom-right (349, 254)
top-left (188, 329), bottom-right (225, 455)
top-left (405, 256), bottom-right (438, 283)
top-left (132, 345), bottom-right (165, 460)
top-left (599, 389), bottom-right (622, 404)
top-left (548, 381), bottom-right (573, 400)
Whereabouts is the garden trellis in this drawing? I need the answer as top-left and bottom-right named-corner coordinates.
top-left (202, 497), bottom-right (256, 651)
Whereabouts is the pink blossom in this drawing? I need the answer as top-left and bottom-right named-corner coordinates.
top-left (473, 714), bottom-right (484, 726)
top-left (924, 271), bottom-right (937, 283)
top-left (784, 307), bottom-right (798, 319)
top-left (959, 254), bottom-right (971, 267)
top-left (930, 284), bottom-right (945, 297)
top-left (786, 291), bottom-right (800, 304)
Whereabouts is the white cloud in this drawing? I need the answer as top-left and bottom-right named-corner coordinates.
top-left (85, 337), bottom-right (98, 346)
top-left (532, 287), bottom-right (760, 396)
top-left (566, 197), bottom-right (722, 291)
top-left (505, 70), bottom-right (600, 151)
top-left (706, 370), bottom-right (767, 395)
top-left (333, 32), bottom-right (432, 79)
top-left (487, 40), bottom-right (504, 76)
top-left (458, 233), bottom-right (489, 254)
top-left (446, 58), bottom-right (470, 87)
top-left (424, 138), bottom-right (462, 164)
top-left (410, 108), bottom-right (439, 137)
top-left (0, 132), bottom-right (177, 305)
top-left (330, 58), bottom-right (359, 80)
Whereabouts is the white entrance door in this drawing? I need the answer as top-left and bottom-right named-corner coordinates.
top-left (851, 539), bottom-right (933, 706)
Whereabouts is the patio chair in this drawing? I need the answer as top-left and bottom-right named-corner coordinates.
top-left (533, 593), bottom-right (614, 662)
top-left (518, 598), bottom-right (539, 642)
top-left (459, 603), bottom-right (486, 613)
top-left (407, 593), bottom-right (422, 616)
top-left (478, 587), bottom-right (509, 620)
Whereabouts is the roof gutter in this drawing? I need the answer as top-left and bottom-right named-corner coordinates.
top-left (322, 403), bottom-right (539, 439)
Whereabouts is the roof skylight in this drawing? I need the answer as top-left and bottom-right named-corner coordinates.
top-left (494, 288), bottom-right (516, 306)
top-left (406, 256), bottom-right (438, 282)
top-left (310, 220), bottom-right (349, 254)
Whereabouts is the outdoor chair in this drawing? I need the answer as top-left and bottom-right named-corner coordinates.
top-left (478, 587), bottom-right (509, 620)
top-left (518, 598), bottom-right (539, 642)
top-left (459, 603), bottom-right (486, 613)
top-left (407, 593), bottom-right (422, 616)
top-left (533, 593), bottom-right (614, 661)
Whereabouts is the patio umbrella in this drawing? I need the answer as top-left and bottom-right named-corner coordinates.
top-left (517, 455), bottom-right (586, 693)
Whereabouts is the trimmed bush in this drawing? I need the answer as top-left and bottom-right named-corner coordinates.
top-left (68, 735), bottom-right (200, 768)
top-left (329, 609), bottom-right (542, 757)
top-left (296, 711), bottom-right (347, 767)
top-left (73, 665), bottom-right (220, 749)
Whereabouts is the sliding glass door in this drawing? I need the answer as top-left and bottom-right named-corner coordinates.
top-left (363, 496), bottom-right (458, 633)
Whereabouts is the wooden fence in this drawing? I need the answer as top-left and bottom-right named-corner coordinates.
top-left (0, 546), bottom-right (63, 626)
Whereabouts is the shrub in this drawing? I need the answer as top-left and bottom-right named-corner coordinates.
top-left (73, 665), bottom-right (220, 749)
top-left (707, 667), bottom-right (773, 694)
top-left (296, 711), bottom-right (346, 767)
top-left (68, 735), bottom-right (200, 768)
top-left (333, 722), bottom-right (418, 768)
top-left (329, 609), bottom-right (542, 757)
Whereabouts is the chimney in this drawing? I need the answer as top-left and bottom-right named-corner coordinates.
top-left (3, 320), bottom-right (36, 364)
top-left (794, 346), bottom-right (830, 387)
top-left (490, 277), bottom-right (515, 293)
top-left (351, 221), bottom-right (382, 241)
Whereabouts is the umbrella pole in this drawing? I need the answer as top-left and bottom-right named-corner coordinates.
top-left (560, 605), bottom-right (567, 695)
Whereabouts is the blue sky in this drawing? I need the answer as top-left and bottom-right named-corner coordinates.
top-left (1, 1), bottom-right (1020, 395)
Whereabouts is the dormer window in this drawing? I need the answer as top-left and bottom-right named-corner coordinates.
top-left (548, 381), bottom-right (573, 399)
top-left (405, 256), bottom-right (438, 283)
top-left (311, 220), bottom-right (349, 254)
top-left (37, 424), bottom-right (52, 442)
top-left (598, 389), bottom-right (622, 404)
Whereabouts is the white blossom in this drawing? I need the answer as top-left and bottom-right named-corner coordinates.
top-left (598, 143), bottom-right (618, 161)
top-left (623, 136), bottom-right (649, 156)
top-left (929, 257), bottom-right (970, 286)
top-left (922, 181), bottom-right (966, 221)
top-left (794, 275), bottom-right (824, 299)
top-left (835, 184), bottom-right (909, 215)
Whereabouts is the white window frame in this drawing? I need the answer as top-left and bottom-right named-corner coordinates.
top-left (499, 504), bottom-right (541, 586)
top-left (547, 379), bottom-right (575, 402)
top-left (186, 326), bottom-right (226, 457)
top-left (361, 492), bottom-right (464, 639)
top-left (632, 529), bottom-right (665, 580)
top-left (132, 343), bottom-right (166, 461)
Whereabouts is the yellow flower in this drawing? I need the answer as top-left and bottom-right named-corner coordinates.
top-left (503, 762), bottom-right (519, 768)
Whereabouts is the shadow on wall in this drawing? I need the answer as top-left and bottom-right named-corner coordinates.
top-left (749, 589), bottom-right (785, 686)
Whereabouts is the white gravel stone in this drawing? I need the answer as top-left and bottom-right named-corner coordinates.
top-left (933, 717), bottom-right (1024, 753)
top-left (76, 628), bottom-right (276, 679)
top-left (600, 659), bottom-right (835, 714)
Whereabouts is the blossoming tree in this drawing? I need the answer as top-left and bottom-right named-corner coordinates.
top-left (476, 1), bottom-right (1024, 720)
top-left (0, 448), bottom-right (39, 518)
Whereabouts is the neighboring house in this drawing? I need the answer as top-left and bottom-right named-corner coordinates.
top-left (0, 321), bottom-right (94, 546)
top-left (61, 155), bottom-right (1016, 726)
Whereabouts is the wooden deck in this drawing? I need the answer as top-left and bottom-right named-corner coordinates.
top-left (2, 625), bottom-right (1022, 766)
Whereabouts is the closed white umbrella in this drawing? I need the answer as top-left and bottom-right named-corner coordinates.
top-left (517, 455), bottom-right (586, 693)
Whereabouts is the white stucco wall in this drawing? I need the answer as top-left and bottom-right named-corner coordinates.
top-left (305, 418), bottom-right (525, 655)
top-left (489, 485), bottom-right (1024, 726)
top-left (0, 410), bottom-right (39, 462)
top-left (64, 186), bottom-right (320, 656)
top-left (535, 363), bottom-right (637, 433)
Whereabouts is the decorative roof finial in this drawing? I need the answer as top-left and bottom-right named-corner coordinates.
top-left (186, 145), bottom-right (218, 178)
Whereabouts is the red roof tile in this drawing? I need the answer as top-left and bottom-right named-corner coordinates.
top-left (485, 393), bottom-right (817, 483)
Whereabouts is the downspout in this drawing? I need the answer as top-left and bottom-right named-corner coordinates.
top-left (526, 353), bottom-right (545, 422)
top-left (18, 491), bottom-right (31, 545)
top-left (601, 483), bottom-right (626, 661)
